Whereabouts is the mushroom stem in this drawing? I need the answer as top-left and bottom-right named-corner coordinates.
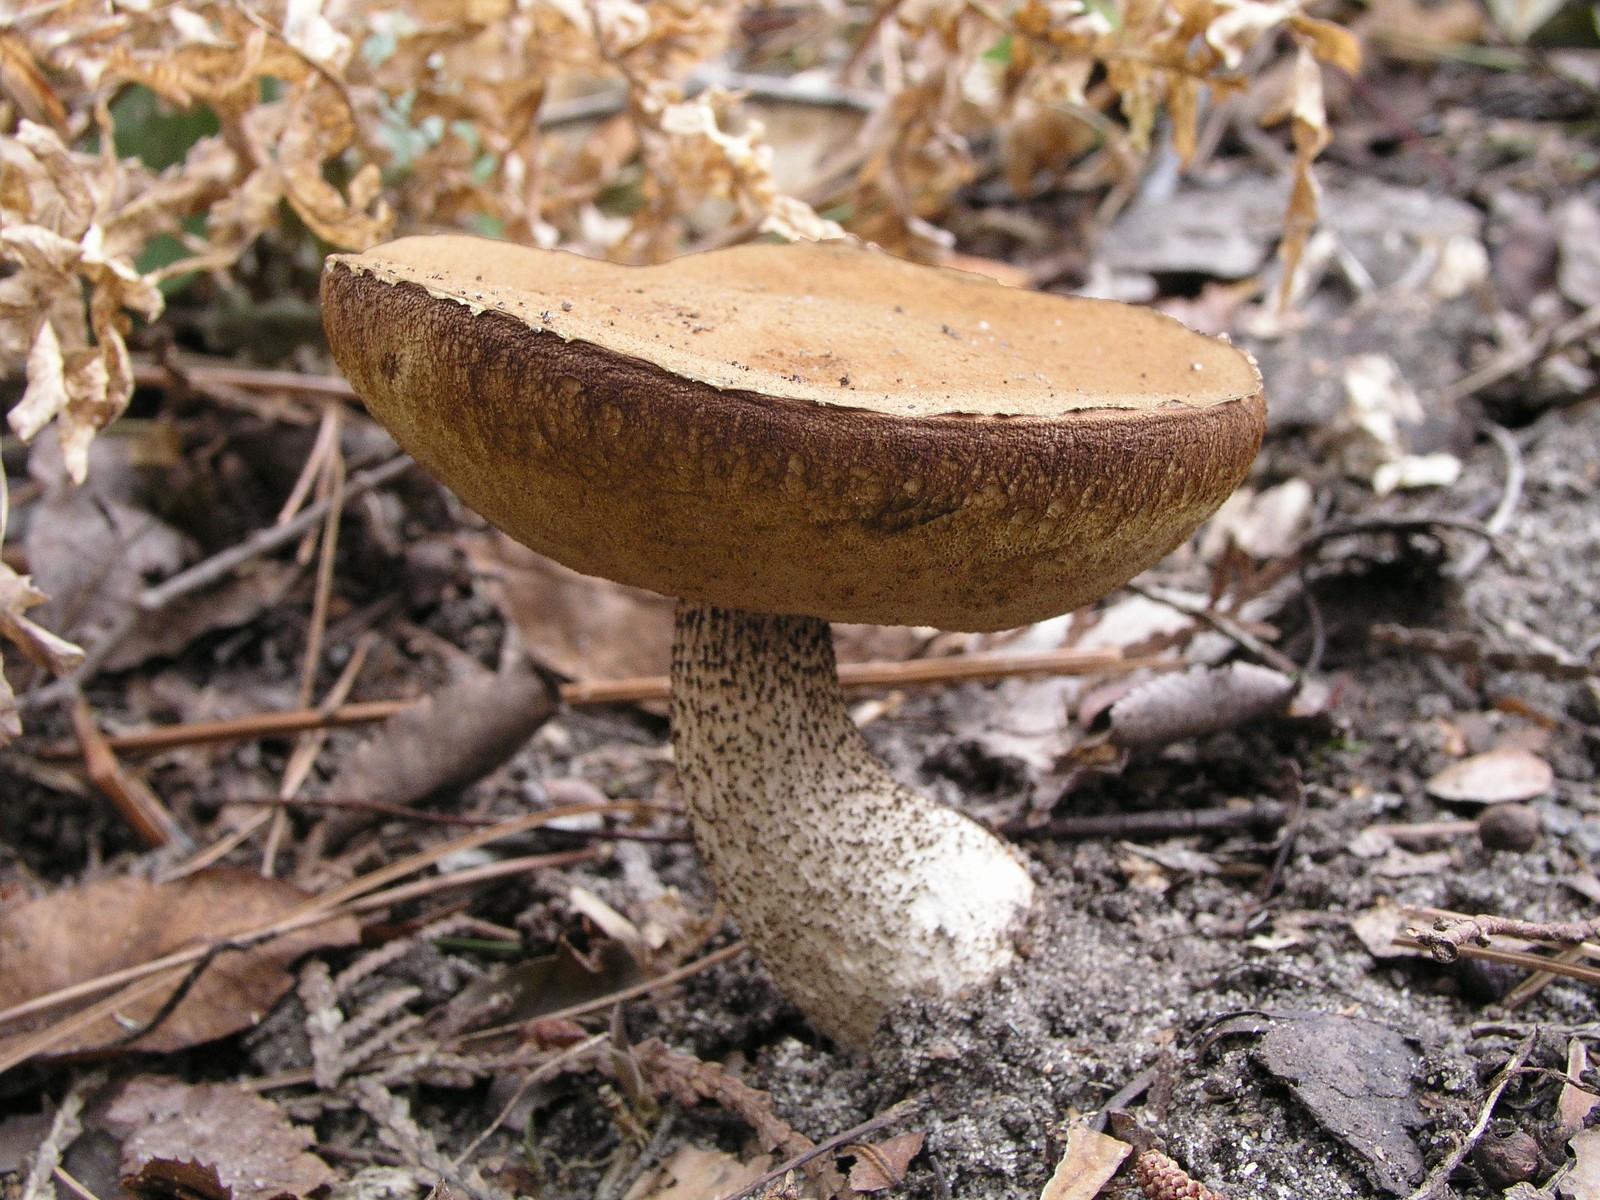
top-left (670, 601), bottom-right (1036, 1047)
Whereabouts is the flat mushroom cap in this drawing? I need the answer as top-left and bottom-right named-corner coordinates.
top-left (323, 236), bottom-right (1265, 631)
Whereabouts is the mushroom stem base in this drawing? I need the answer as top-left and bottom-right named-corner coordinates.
top-left (670, 602), bottom-right (1036, 1047)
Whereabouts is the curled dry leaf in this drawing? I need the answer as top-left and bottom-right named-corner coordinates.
top-left (1103, 662), bottom-right (1298, 749)
top-left (1426, 748), bottom-right (1555, 805)
top-left (105, 1078), bottom-right (334, 1200)
top-left (1039, 1123), bottom-right (1131, 1200)
top-left (846, 1130), bottom-right (925, 1192)
top-left (1564, 1128), bottom-right (1600, 1200)
top-left (462, 531), bottom-right (678, 684)
top-left (625, 1145), bottom-right (771, 1200)
top-left (1, 119), bottom-right (166, 482)
top-left (464, 531), bottom-right (931, 694)
top-left (0, 560), bottom-right (84, 741)
top-left (0, 868), bottom-right (359, 1057)
top-left (1561, 1040), bottom-right (1599, 1138)
top-left (321, 659), bottom-right (560, 847)
top-left (5, 0), bottom-right (1351, 455)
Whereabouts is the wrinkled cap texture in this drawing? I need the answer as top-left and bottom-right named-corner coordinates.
top-left (322, 235), bottom-right (1266, 631)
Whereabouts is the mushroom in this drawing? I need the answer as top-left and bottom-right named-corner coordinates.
top-left (321, 236), bottom-right (1266, 1047)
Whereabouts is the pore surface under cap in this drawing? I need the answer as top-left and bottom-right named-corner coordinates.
top-left (323, 236), bottom-right (1266, 630)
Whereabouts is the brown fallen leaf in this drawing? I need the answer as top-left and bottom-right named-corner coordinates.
top-left (0, 869), bottom-right (358, 1057)
top-left (1561, 1040), bottom-right (1600, 1138)
top-left (1349, 899), bottom-right (1418, 961)
top-left (1565, 1127), bottom-right (1600, 1200)
top-left (1039, 1124), bottom-right (1132, 1200)
top-left (1102, 662), bottom-right (1297, 750)
top-left (622, 1145), bottom-right (771, 1200)
top-left (464, 530), bottom-right (678, 683)
top-left (464, 530), bottom-right (930, 686)
top-left (321, 660), bottom-right (559, 847)
top-left (437, 938), bottom-right (640, 1035)
top-left (846, 1130), bottom-right (924, 1192)
top-left (1426, 748), bottom-right (1555, 805)
top-left (106, 1078), bottom-right (333, 1200)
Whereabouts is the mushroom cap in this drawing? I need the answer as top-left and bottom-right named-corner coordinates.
top-left (323, 236), bottom-right (1265, 631)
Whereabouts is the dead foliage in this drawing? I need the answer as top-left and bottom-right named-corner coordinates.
top-left (0, 0), bottom-right (1359, 739)
top-left (106, 1077), bottom-right (336, 1200)
top-left (0, 868), bottom-right (360, 1057)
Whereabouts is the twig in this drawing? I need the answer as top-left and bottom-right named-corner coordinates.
top-left (1089, 1067), bottom-right (1158, 1131)
top-left (38, 698), bottom-right (415, 758)
top-left (22, 1073), bottom-right (94, 1200)
top-left (1447, 423), bottom-right (1524, 579)
top-left (159, 810), bottom-right (274, 882)
top-left (1497, 945), bottom-right (1589, 1013)
top-left (51, 1168), bottom-right (103, 1200)
top-left (1370, 624), bottom-right (1595, 682)
top-left (43, 646), bottom-right (1167, 759)
top-left (1298, 515), bottom-right (1502, 558)
top-left (132, 358), bottom-right (358, 401)
top-left (0, 801), bottom-right (641, 1040)
top-left (458, 941), bottom-right (748, 1043)
top-left (278, 633), bottom-right (374, 807)
top-left (719, 1097), bottom-right (928, 1200)
top-left (295, 419), bottom-right (346, 711)
top-left (1256, 761), bottom-right (1306, 903)
top-left (1408, 913), bottom-right (1600, 960)
top-left (1401, 1034), bottom-right (1536, 1200)
top-left (1440, 304), bottom-right (1600, 407)
top-left (454, 1035), bottom-right (608, 1168)
top-left (1393, 937), bottom-right (1600, 987)
top-left (70, 696), bottom-right (186, 848)
top-left (561, 647), bottom-right (1160, 705)
top-left (1004, 801), bottom-right (1287, 842)
top-left (342, 848), bottom-right (601, 913)
top-left (1126, 583), bottom-right (1299, 676)
top-left (19, 455), bottom-right (416, 710)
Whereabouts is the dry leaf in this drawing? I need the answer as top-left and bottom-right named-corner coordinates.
top-left (1564, 1128), bottom-right (1600, 1200)
top-left (322, 660), bottom-right (559, 847)
top-left (0, 869), bottom-right (359, 1057)
top-left (1426, 749), bottom-right (1555, 805)
top-left (1039, 1123), bottom-right (1131, 1200)
top-left (846, 1130), bottom-right (924, 1192)
top-left (441, 939), bottom-right (641, 1031)
top-left (622, 1145), bottom-right (770, 1200)
top-left (1562, 1040), bottom-right (1599, 1138)
top-left (107, 1079), bottom-right (335, 1200)
top-left (464, 531), bottom-right (678, 683)
top-left (1349, 900), bottom-right (1417, 961)
top-left (1554, 198), bottom-right (1600, 310)
top-left (1105, 662), bottom-right (1297, 749)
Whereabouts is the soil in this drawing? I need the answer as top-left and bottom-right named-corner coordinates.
top-left (3, 44), bottom-right (1599, 1200)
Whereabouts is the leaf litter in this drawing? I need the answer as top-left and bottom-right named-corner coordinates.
top-left (4, 0), bottom-right (1600, 1197)
top-left (0, 869), bottom-right (360, 1057)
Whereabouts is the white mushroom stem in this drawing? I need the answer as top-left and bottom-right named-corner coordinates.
top-left (670, 602), bottom-right (1036, 1047)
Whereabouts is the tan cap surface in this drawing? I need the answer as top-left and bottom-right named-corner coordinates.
top-left (323, 236), bottom-right (1265, 630)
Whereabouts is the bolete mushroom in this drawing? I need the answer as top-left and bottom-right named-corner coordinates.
top-left (321, 236), bottom-right (1265, 1047)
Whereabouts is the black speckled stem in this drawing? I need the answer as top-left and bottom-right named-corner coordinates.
top-left (669, 602), bottom-right (1036, 1047)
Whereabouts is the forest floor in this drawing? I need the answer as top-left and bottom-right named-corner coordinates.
top-left (3, 40), bottom-right (1600, 1200)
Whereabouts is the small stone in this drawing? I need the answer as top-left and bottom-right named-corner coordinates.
top-left (1478, 804), bottom-right (1541, 852)
top-left (1472, 1122), bottom-right (1543, 1187)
